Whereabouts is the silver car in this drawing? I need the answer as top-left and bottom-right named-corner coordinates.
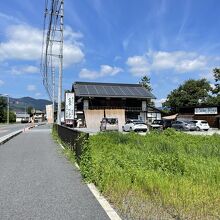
top-left (171, 120), bottom-right (197, 131)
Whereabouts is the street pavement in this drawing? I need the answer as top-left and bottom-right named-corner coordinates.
top-left (0, 125), bottom-right (109, 220)
top-left (0, 123), bottom-right (29, 138)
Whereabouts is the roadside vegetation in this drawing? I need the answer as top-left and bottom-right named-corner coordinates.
top-left (52, 127), bottom-right (76, 165)
top-left (79, 129), bottom-right (220, 219)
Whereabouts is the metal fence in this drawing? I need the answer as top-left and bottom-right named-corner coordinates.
top-left (53, 124), bottom-right (89, 162)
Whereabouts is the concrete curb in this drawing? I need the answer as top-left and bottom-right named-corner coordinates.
top-left (57, 142), bottom-right (122, 220)
top-left (0, 123), bottom-right (39, 145)
top-left (0, 130), bottom-right (23, 145)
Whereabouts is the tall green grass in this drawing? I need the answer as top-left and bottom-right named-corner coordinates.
top-left (80, 129), bottom-right (220, 219)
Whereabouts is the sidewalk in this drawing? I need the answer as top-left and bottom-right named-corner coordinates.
top-left (0, 125), bottom-right (109, 220)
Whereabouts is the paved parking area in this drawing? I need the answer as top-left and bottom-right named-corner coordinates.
top-left (185, 129), bottom-right (220, 135)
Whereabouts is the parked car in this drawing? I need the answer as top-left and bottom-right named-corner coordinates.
top-left (100, 118), bottom-right (119, 132)
top-left (171, 120), bottom-right (197, 131)
top-left (150, 120), bottom-right (163, 130)
top-left (21, 118), bottom-right (29, 123)
top-left (190, 120), bottom-right (210, 131)
top-left (150, 119), bottom-right (172, 130)
top-left (122, 119), bottom-right (148, 132)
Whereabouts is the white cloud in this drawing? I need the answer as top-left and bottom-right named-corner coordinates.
top-left (126, 50), bottom-right (213, 76)
top-left (10, 65), bottom-right (39, 75)
top-left (210, 83), bottom-right (215, 90)
top-left (35, 92), bottom-right (41, 97)
top-left (126, 56), bottom-right (150, 76)
top-left (79, 65), bottom-right (123, 79)
top-left (122, 33), bottom-right (134, 50)
top-left (0, 80), bottom-right (4, 86)
top-left (27, 85), bottom-right (36, 92)
top-left (0, 24), bottom-right (84, 67)
top-left (0, 12), bottom-right (22, 24)
top-left (154, 98), bottom-right (167, 107)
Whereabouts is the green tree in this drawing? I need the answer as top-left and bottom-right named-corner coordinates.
top-left (27, 106), bottom-right (34, 116)
top-left (212, 68), bottom-right (220, 95)
top-left (163, 79), bottom-right (212, 113)
top-left (0, 97), bottom-right (7, 123)
top-left (139, 76), bottom-right (152, 92)
top-left (139, 76), bottom-right (155, 107)
top-left (9, 111), bottom-right (16, 123)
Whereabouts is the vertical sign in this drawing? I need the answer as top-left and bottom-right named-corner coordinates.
top-left (65, 93), bottom-right (75, 122)
top-left (46, 104), bottom-right (53, 124)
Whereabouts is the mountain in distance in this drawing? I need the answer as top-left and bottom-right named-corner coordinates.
top-left (9, 97), bottom-right (52, 112)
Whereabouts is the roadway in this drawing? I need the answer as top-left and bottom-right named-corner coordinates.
top-left (0, 123), bottom-right (30, 138)
top-left (0, 125), bottom-right (109, 220)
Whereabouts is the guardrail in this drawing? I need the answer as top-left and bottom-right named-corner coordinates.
top-left (53, 124), bottom-right (89, 162)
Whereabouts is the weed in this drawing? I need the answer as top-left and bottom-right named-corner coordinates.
top-left (80, 131), bottom-right (220, 220)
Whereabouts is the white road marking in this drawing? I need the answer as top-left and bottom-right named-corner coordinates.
top-left (87, 183), bottom-right (122, 220)
top-left (57, 142), bottom-right (122, 220)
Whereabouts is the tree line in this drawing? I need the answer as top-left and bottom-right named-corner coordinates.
top-left (139, 68), bottom-right (220, 113)
top-left (0, 97), bottom-right (16, 123)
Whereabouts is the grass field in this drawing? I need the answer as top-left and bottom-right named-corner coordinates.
top-left (79, 129), bottom-right (220, 219)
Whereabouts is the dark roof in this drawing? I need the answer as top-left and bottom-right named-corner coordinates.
top-left (72, 82), bottom-right (156, 99)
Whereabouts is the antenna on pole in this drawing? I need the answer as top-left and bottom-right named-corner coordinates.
top-left (41, 0), bottom-right (64, 125)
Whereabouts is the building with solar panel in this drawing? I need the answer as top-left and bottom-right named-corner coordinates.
top-left (72, 81), bottom-right (161, 131)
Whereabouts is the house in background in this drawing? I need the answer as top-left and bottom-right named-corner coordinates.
top-left (32, 110), bottom-right (45, 123)
top-left (16, 113), bottom-right (30, 123)
top-left (177, 106), bottom-right (220, 128)
top-left (72, 81), bottom-right (161, 131)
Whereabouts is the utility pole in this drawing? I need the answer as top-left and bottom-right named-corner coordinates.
top-left (52, 66), bottom-right (55, 123)
top-left (41, 0), bottom-right (64, 125)
top-left (57, 0), bottom-right (64, 125)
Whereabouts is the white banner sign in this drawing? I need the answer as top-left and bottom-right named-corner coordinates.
top-left (46, 104), bottom-right (53, 123)
top-left (65, 93), bottom-right (75, 120)
top-left (195, 107), bottom-right (217, 115)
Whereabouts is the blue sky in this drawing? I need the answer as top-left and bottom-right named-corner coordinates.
top-left (0, 0), bottom-right (220, 106)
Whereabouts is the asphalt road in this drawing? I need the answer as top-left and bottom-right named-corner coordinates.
top-left (0, 125), bottom-right (109, 220)
top-left (0, 123), bottom-right (29, 138)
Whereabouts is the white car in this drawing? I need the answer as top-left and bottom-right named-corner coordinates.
top-left (122, 119), bottom-right (148, 132)
top-left (190, 120), bottom-right (210, 131)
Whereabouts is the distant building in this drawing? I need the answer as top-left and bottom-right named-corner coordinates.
top-left (72, 81), bottom-right (161, 131)
top-left (16, 113), bottom-right (30, 123)
top-left (177, 106), bottom-right (220, 128)
top-left (33, 110), bottom-right (45, 123)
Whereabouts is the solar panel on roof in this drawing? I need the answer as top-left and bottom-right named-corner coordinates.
top-left (110, 86), bottom-right (117, 95)
top-left (78, 85), bottom-right (89, 95)
top-left (136, 87), bottom-right (147, 96)
top-left (74, 82), bottom-right (155, 98)
top-left (95, 86), bottom-right (106, 95)
top-left (122, 87), bottom-right (134, 96)
top-left (130, 87), bottom-right (143, 96)
top-left (111, 86), bottom-right (124, 96)
top-left (86, 85), bottom-right (97, 95)
top-left (104, 86), bottom-right (114, 96)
